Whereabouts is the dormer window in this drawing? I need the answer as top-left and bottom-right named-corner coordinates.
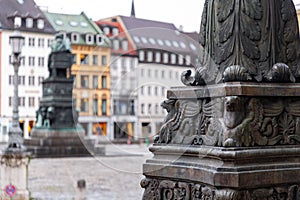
top-left (112, 28), bottom-right (119, 36)
top-left (14, 17), bottom-right (22, 27)
top-left (71, 33), bottom-right (79, 43)
top-left (103, 27), bottom-right (110, 35)
top-left (86, 34), bottom-right (94, 44)
top-left (37, 19), bottom-right (44, 29)
top-left (96, 35), bottom-right (103, 45)
top-left (26, 18), bottom-right (33, 28)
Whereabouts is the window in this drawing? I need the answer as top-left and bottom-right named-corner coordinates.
top-left (141, 103), bottom-right (145, 114)
top-left (147, 51), bottom-right (153, 62)
top-left (112, 28), bottom-right (119, 35)
top-left (155, 52), bottom-right (161, 63)
top-left (148, 104), bottom-right (152, 114)
top-left (86, 34), bottom-right (94, 44)
top-left (80, 98), bottom-right (89, 112)
top-left (113, 40), bottom-right (119, 50)
top-left (38, 38), bottom-right (45, 47)
top-left (101, 76), bottom-right (107, 88)
top-left (72, 33), bottom-right (79, 43)
top-left (29, 56), bottom-right (35, 66)
top-left (103, 27), bottom-right (110, 35)
top-left (155, 87), bottom-right (158, 95)
top-left (185, 55), bottom-right (191, 65)
top-left (28, 97), bottom-right (35, 107)
top-left (37, 19), bottom-right (44, 29)
top-left (148, 86), bottom-right (151, 95)
top-left (18, 97), bottom-right (25, 107)
top-left (81, 75), bottom-right (89, 88)
top-left (38, 57), bottom-right (45, 67)
top-left (162, 87), bottom-right (166, 96)
top-left (93, 99), bottom-right (98, 115)
top-left (47, 39), bottom-right (53, 48)
top-left (19, 76), bottom-right (25, 85)
top-left (141, 86), bottom-right (144, 95)
top-left (93, 76), bottom-right (98, 89)
top-left (26, 18), bottom-right (33, 28)
top-left (9, 97), bottom-right (12, 107)
top-left (96, 35), bottom-right (102, 45)
top-left (92, 55), bottom-right (98, 66)
top-left (163, 53), bottom-right (169, 63)
top-left (38, 76), bottom-right (44, 85)
top-left (122, 40), bottom-right (128, 51)
top-left (101, 56), bottom-right (107, 66)
top-left (178, 54), bottom-right (184, 65)
top-left (162, 70), bottom-right (165, 78)
top-left (28, 37), bottom-right (35, 47)
top-left (130, 59), bottom-right (135, 69)
top-left (171, 54), bottom-right (176, 64)
top-left (80, 54), bottom-right (89, 65)
top-left (155, 70), bottom-right (158, 77)
top-left (14, 17), bottom-right (22, 27)
top-left (129, 100), bottom-right (135, 115)
top-left (28, 76), bottom-right (35, 86)
top-left (155, 104), bottom-right (159, 114)
top-left (9, 75), bottom-right (14, 85)
top-left (102, 99), bottom-right (107, 115)
top-left (139, 51), bottom-right (145, 61)
top-left (148, 69), bottom-right (151, 78)
top-left (169, 71), bottom-right (173, 79)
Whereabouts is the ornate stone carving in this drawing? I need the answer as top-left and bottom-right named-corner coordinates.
top-left (141, 178), bottom-right (300, 200)
top-left (181, 0), bottom-right (300, 85)
top-left (155, 96), bottom-right (300, 147)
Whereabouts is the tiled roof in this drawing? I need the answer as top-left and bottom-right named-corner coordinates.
top-left (0, 0), bottom-right (55, 33)
top-left (96, 19), bottom-right (137, 56)
top-left (44, 12), bottom-right (110, 47)
top-left (119, 15), bottom-right (199, 56)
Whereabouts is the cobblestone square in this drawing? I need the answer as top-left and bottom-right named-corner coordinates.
top-left (28, 144), bottom-right (152, 200)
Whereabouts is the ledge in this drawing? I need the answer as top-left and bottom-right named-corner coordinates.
top-left (167, 82), bottom-right (300, 99)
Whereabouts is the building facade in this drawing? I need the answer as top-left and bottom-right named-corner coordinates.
top-left (0, 0), bottom-right (55, 141)
top-left (96, 20), bottom-right (139, 142)
top-left (100, 16), bottom-right (199, 141)
top-left (44, 12), bottom-right (111, 138)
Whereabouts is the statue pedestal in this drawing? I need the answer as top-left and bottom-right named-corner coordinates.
top-left (0, 152), bottom-right (31, 200)
top-left (142, 83), bottom-right (300, 199)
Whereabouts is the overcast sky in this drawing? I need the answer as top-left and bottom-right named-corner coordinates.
top-left (34, 0), bottom-right (300, 33)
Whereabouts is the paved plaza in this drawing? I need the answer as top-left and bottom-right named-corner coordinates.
top-left (28, 144), bottom-right (152, 200)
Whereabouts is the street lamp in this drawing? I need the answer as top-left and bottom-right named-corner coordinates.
top-left (6, 30), bottom-right (25, 152)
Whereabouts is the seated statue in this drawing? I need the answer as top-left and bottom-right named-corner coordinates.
top-left (182, 0), bottom-right (300, 85)
top-left (48, 34), bottom-right (72, 78)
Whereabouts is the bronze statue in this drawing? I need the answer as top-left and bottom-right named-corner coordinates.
top-left (183, 0), bottom-right (300, 85)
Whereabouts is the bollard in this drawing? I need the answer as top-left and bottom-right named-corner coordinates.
top-left (75, 179), bottom-right (86, 200)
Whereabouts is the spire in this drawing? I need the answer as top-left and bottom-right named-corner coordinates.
top-left (131, 0), bottom-right (136, 17)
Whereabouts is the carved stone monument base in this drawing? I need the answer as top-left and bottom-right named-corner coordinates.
top-left (142, 145), bottom-right (300, 199)
top-left (142, 83), bottom-right (300, 199)
top-left (0, 152), bottom-right (31, 200)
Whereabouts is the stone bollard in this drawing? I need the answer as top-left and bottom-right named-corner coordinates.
top-left (75, 179), bottom-right (86, 200)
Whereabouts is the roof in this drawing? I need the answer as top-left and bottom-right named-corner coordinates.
top-left (0, 0), bottom-right (55, 33)
top-left (44, 11), bottom-right (110, 47)
top-left (118, 15), bottom-right (199, 55)
top-left (96, 19), bottom-right (137, 56)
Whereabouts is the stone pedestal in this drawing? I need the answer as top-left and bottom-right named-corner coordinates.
top-left (0, 152), bottom-right (31, 200)
top-left (141, 83), bottom-right (300, 199)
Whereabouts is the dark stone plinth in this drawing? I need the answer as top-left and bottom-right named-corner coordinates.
top-left (24, 128), bottom-right (105, 157)
top-left (142, 145), bottom-right (300, 199)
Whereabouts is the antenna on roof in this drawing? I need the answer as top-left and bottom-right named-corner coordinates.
top-left (131, 0), bottom-right (136, 17)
